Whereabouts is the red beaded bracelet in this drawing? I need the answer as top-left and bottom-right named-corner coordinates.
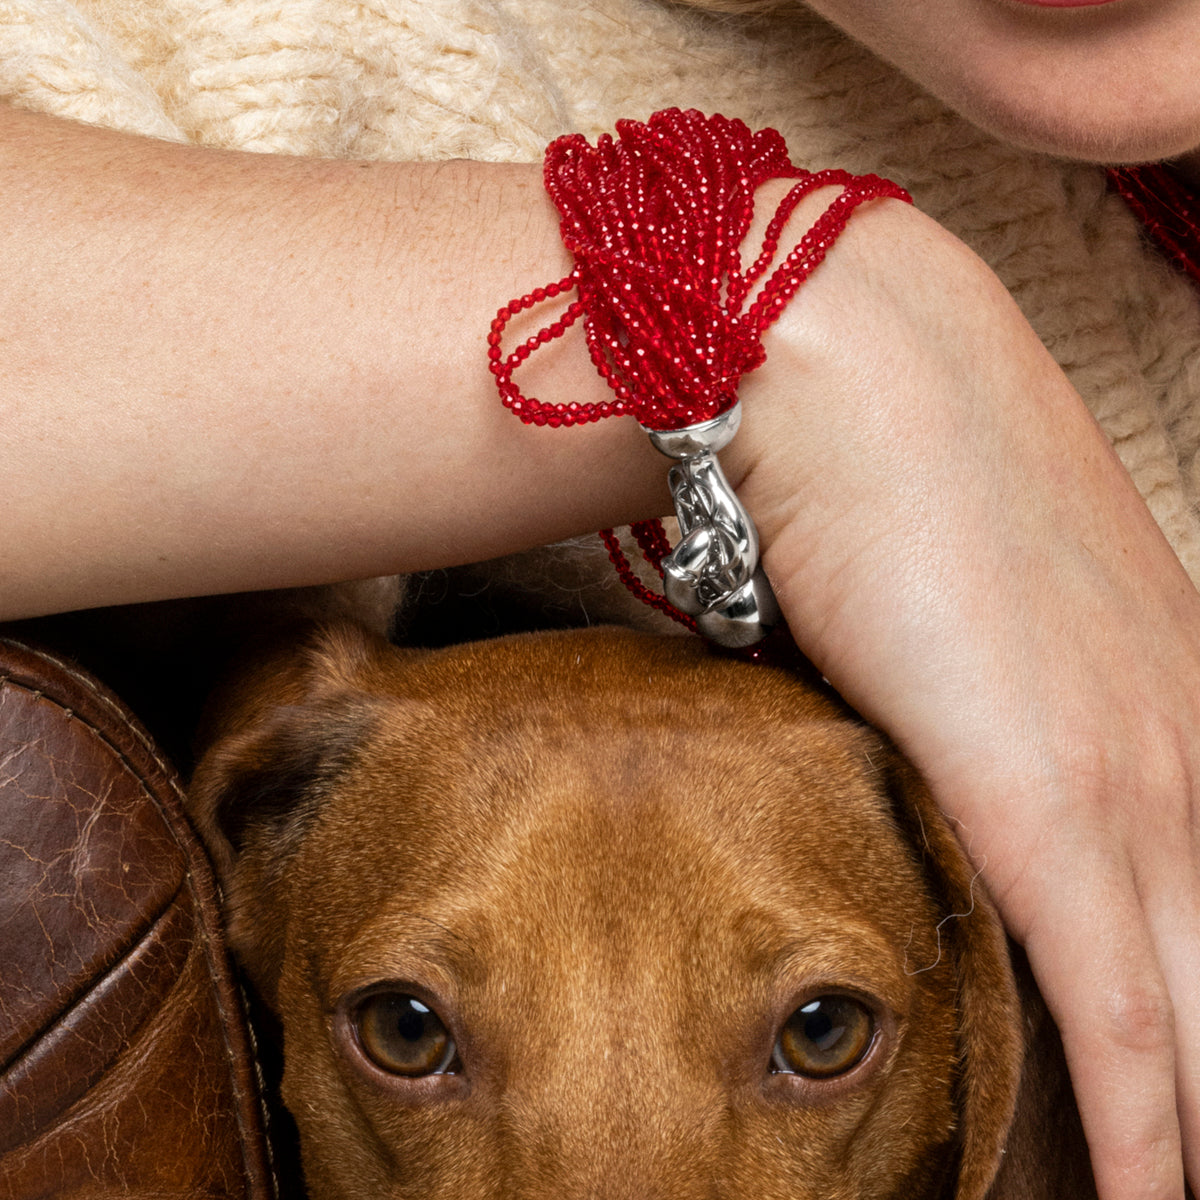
top-left (488, 108), bottom-right (910, 646)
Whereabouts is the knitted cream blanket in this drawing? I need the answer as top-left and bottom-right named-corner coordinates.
top-left (5, 0), bottom-right (1200, 579)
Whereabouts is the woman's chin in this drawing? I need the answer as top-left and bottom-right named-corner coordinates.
top-left (937, 80), bottom-right (1200, 166)
top-left (799, 0), bottom-right (1200, 166)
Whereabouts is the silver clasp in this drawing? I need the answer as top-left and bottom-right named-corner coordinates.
top-left (644, 404), bottom-right (779, 648)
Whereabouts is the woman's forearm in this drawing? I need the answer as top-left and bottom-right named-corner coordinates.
top-left (0, 106), bottom-right (668, 619)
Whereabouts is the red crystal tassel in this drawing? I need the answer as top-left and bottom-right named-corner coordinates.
top-left (488, 108), bottom-right (911, 628)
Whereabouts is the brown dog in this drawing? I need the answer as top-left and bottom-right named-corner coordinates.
top-left (188, 622), bottom-right (1095, 1200)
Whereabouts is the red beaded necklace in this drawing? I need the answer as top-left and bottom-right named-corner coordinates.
top-left (1108, 163), bottom-right (1200, 288)
top-left (488, 108), bottom-right (909, 634)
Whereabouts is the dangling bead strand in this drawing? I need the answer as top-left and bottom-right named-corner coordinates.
top-left (488, 107), bottom-right (911, 629)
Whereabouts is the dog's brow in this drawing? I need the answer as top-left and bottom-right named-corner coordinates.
top-left (321, 909), bottom-right (481, 1006)
top-left (772, 926), bottom-right (911, 1011)
top-left (393, 911), bottom-right (470, 946)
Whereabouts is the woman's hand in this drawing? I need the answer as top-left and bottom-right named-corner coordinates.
top-left (733, 195), bottom-right (1200, 1200)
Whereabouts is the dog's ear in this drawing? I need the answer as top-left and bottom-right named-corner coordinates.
top-left (882, 753), bottom-right (1024, 1200)
top-left (187, 621), bottom-right (395, 1004)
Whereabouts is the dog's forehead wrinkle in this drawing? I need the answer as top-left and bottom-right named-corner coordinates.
top-left (312, 717), bottom-right (941, 996)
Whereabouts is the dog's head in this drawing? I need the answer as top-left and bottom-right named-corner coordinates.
top-left (188, 623), bottom-right (1022, 1200)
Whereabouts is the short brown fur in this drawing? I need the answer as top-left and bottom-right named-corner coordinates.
top-left (188, 623), bottom-right (1095, 1200)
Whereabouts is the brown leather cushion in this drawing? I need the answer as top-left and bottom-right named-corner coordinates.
top-left (0, 638), bottom-right (274, 1199)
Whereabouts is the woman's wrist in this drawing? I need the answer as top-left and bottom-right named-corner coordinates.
top-left (723, 193), bottom-right (1138, 698)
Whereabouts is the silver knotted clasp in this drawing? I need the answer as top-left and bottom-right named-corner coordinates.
top-left (644, 403), bottom-right (780, 648)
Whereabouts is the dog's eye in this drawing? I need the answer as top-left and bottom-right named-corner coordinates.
top-left (771, 994), bottom-right (875, 1078)
top-left (354, 992), bottom-right (458, 1076)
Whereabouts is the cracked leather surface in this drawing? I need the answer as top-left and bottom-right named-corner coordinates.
top-left (0, 638), bottom-right (273, 1199)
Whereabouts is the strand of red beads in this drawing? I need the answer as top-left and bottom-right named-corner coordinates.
top-left (487, 108), bottom-right (911, 628)
top-left (1108, 163), bottom-right (1200, 288)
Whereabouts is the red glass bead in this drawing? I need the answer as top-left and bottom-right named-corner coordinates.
top-left (1109, 164), bottom-right (1200, 288)
top-left (487, 108), bottom-right (911, 611)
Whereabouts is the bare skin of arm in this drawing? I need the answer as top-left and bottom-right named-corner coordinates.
top-left (3, 103), bottom-right (1197, 1200)
top-left (0, 105), bottom-right (668, 616)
